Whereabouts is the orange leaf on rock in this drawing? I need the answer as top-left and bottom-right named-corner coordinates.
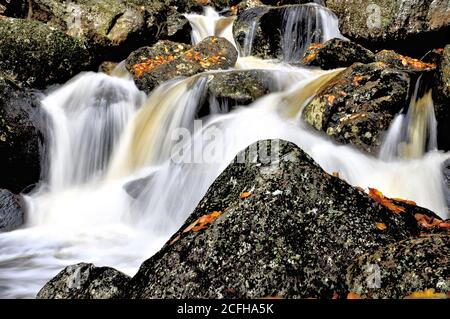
top-left (347, 292), bottom-right (363, 299)
top-left (405, 289), bottom-right (447, 299)
top-left (376, 222), bottom-right (387, 231)
top-left (183, 211), bottom-right (223, 233)
top-left (326, 95), bottom-right (335, 105)
top-left (353, 75), bottom-right (363, 86)
top-left (414, 213), bottom-right (449, 230)
top-left (240, 192), bottom-right (251, 200)
top-left (368, 188), bottom-right (405, 214)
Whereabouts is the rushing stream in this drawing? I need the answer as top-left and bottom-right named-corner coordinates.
top-left (0, 5), bottom-right (449, 298)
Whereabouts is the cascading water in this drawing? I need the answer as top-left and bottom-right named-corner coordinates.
top-left (380, 78), bottom-right (438, 160)
top-left (239, 3), bottom-right (344, 60)
top-left (281, 4), bottom-right (344, 62)
top-left (0, 7), bottom-right (449, 299)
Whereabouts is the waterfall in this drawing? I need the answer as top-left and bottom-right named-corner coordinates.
top-left (282, 4), bottom-right (344, 62)
top-left (380, 78), bottom-right (438, 160)
top-left (41, 72), bottom-right (145, 189)
top-left (0, 7), bottom-right (448, 299)
top-left (239, 3), bottom-right (344, 60)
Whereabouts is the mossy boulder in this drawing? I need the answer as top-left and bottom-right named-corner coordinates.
top-left (0, 17), bottom-right (92, 89)
top-left (0, 74), bottom-right (44, 193)
top-left (326, 0), bottom-right (450, 57)
top-left (37, 263), bottom-right (130, 299)
top-left (302, 38), bottom-right (375, 69)
top-left (126, 37), bottom-right (238, 94)
top-left (122, 140), bottom-right (425, 298)
top-left (347, 234), bottom-right (450, 299)
top-left (0, 189), bottom-right (24, 232)
top-left (302, 62), bottom-right (411, 153)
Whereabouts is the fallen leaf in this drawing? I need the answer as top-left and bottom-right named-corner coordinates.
top-left (326, 95), bottom-right (335, 105)
top-left (368, 188), bottom-right (405, 214)
top-left (414, 213), bottom-right (449, 230)
top-left (332, 292), bottom-right (339, 299)
top-left (347, 292), bottom-right (363, 299)
top-left (376, 222), bottom-right (387, 231)
top-left (240, 192), bottom-right (251, 200)
top-left (183, 211), bottom-right (223, 233)
top-left (169, 234), bottom-right (181, 245)
top-left (353, 75), bottom-right (363, 86)
top-left (332, 172), bottom-right (340, 178)
top-left (405, 289), bottom-right (447, 299)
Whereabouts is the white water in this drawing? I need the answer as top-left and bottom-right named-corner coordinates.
top-left (0, 7), bottom-right (449, 299)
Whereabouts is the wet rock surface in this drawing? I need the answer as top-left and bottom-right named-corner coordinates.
top-left (302, 62), bottom-right (410, 153)
top-left (122, 139), bottom-right (425, 298)
top-left (432, 45), bottom-right (450, 151)
top-left (37, 263), bottom-right (131, 299)
top-left (302, 38), bottom-right (375, 69)
top-left (347, 234), bottom-right (450, 299)
top-left (0, 17), bottom-right (92, 89)
top-left (126, 37), bottom-right (238, 94)
top-left (0, 74), bottom-right (44, 193)
top-left (0, 189), bottom-right (24, 232)
top-left (326, 0), bottom-right (450, 57)
top-left (233, 4), bottom-right (340, 61)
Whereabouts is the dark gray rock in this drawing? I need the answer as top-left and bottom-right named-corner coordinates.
top-left (432, 45), bottom-right (450, 151)
top-left (0, 189), bottom-right (24, 232)
top-left (124, 139), bottom-right (423, 298)
top-left (0, 17), bottom-right (93, 89)
top-left (326, 0), bottom-right (450, 58)
top-left (0, 74), bottom-right (44, 193)
top-left (37, 263), bottom-right (130, 299)
top-left (302, 62), bottom-right (411, 153)
top-left (301, 38), bottom-right (375, 69)
top-left (347, 234), bottom-right (450, 299)
top-left (126, 37), bottom-right (238, 94)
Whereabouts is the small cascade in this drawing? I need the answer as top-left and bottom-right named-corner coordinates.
top-left (106, 76), bottom-right (209, 179)
top-left (281, 4), bottom-right (344, 62)
top-left (242, 20), bottom-right (257, 57)
top-left (0, 7), bottom-right (449, 299)
top-left (185, 7), bottom-right (236, 45)
top-left (41, 73), bottom-right (145, 190)
top-left (380, 79), bottom-right (438, 160)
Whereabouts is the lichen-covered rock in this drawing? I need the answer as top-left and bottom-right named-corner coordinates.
top-left (0, 189), bottom-right (24, 232)
top-left (0, 74), bottom-right (44, 193)
top-left (374, 50), bottom-right (436, 74)
top-left (124, 139), bottom-right (424, 298)
top-left (302, 62), bottom-right (410, 153)
top-left (326, 0), bottom-right (450, 57)
top-left (126, 37), bottom-right (238, 94)
top-left (37, 263), bottom-right (130, 299)
top-left (0, 17), bottom-right (92, 89)
top-left (347, 234), bottom-right (450, 299)
top-left (233, 4), bottom-right (342, 61)
top-left (207, 70), bottom-right (273, 104)
top-left (302, 38), bottom-right (375, 69)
